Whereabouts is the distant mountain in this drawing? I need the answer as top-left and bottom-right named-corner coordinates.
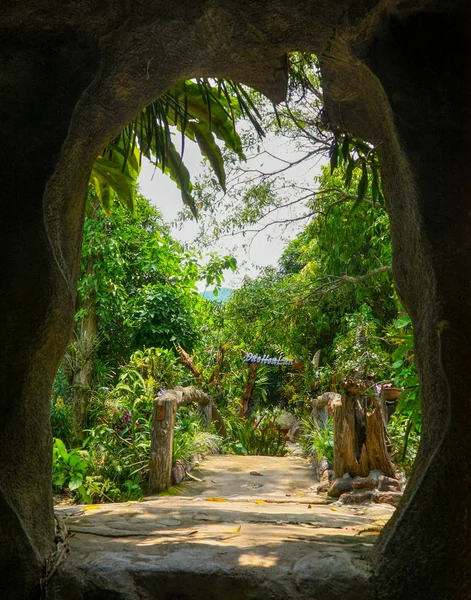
top-left (200, 287), bottom-right (233, 303)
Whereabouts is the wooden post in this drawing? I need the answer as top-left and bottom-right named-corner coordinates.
top-left (149, 395), bottom-right (176, 494)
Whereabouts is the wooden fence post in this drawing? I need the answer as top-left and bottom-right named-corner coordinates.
top-left (149, 394), bottom-right (176, 494)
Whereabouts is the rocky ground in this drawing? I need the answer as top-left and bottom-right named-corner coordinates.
top-left (52, 455), bottom-right (395, 599)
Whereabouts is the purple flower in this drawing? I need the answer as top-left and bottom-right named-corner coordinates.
top-left (124, 412), bottom-right (131, 423)
top-left (157, 389), bottom-right (167, 397)
top-left (375, 384), bottom-right (382, 395)
top-left (135, 420), bottom-right (140, 426)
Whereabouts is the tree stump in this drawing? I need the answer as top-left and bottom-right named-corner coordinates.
top-left (333, 392), bottom-right (395, 478)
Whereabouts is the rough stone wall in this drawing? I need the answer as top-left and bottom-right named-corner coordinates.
top-left (1, 1), bottom-right (470, 598)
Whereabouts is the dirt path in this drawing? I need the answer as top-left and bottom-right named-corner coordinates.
top-left (54, 455), bottom-right (394, 599)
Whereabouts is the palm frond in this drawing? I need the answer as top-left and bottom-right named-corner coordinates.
top-left (90, 78), bottom-right (263, 216)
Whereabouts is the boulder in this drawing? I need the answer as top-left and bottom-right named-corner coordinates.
top-left (352, 477), bottom-right (376, 491)
top-left (340, 491), bottom-right (376, 505)
top-left (368, 470), bottom-right (385, 485)
top-left (317, 459), bottom-right (331, 479)
top-left (317, 480), bottom-right (331, 494)
top-left (328, 475), bottom-right (353, 498)
top-left (377, 476), bottom-right (401, 492)
top-left (317, 471), bottom-right (334, 494)
top-left (171, 463), bottom-right (186, 485)
top-left (376, 491), bottom-right (403, 508)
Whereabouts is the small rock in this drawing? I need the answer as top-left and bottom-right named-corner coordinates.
top-left (319, 469), bottom-right (334, 486)
top-left (317, 459), bottom-right (331, 479)
top-left (327, 475), bottom-right (353, 498)
top-left (249, 471), bottom-right (263, 476)
top-left (368, 470), bottom-right (385, 484)
top-left (171, 463), bottom-right (186, 485)
top-left (375, 491), bottom-right (403, 508)
top-left (377, 475), bottom-right (401, 492)
top-left (352, 477), bottom-right (376, 491)
top-left (316, 480), bottom-right (331, 494)
top-left (340, 490), bottom-right (376, 505)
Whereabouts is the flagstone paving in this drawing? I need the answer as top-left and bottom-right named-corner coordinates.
top-left (54, 455), bottom-right (394, 599)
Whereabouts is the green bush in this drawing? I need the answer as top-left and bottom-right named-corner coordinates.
top-left (51, 397), bottom-right (74, 448)
top-left (52, 438), bottom-right (91, 503)
top-left (52, 348), bottom-right (222, 503)
top-left (173, 412), bottom-right (222, 462)
top-left (298, 417), bottom-right (334, 464)
top-left (388, 413), bottom-right (421, 477)
top-left (222, 409), bottom-right (287, 456)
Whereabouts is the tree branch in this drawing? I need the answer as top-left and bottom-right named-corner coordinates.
top-left (339, 265), bottom-right (392, 284)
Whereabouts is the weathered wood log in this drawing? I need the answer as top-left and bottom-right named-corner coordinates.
top-left (333, 394), bottom-right (358, 478)
top-left (364, 403), bottom-right (395, 476)
top-left (149, 395), bottom-right (176, 494)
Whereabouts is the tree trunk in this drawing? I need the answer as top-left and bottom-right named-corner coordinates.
top-left (70, 301), bottom-right (97, 440)
top-left (239, 362), bottom-right (260, 418)
top-left (207, 344), bottom-right (226, 400)
top-left (333, 393), bottom-right (395, 479)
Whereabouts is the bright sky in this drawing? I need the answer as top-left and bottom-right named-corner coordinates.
top-left (138, 133), bottom-right (326, 291)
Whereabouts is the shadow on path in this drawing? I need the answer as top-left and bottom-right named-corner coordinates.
top-left (53, 455), bottom-right (394, 599)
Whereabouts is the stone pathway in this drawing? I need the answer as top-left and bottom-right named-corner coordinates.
top-left (54, 455), bottom-right (394, 599)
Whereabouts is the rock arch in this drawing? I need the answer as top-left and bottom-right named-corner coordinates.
top-left (1, 1), bottom-right (469, 598)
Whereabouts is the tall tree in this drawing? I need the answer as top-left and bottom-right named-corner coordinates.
top-left (63, 191), bottom-right (203, 437)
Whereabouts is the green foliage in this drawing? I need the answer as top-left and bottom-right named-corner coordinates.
top-left (298, 417), bottom-right (334, 464)
top-left (329, 132), bottom-right (385, 209)
top-left (52, 438), bottom-right (90, 503)
top-left (201, 254), bottom-right (237, 291)
top-left (332, 305), bottom-right (391, 382)
top-left (74, 193), bottom-right (202, 371)
top-left (222, 408), bottom-right (287, 456)
top-left (386, 313), bottom-right (421, 466)
top-left (52, 348), bottom-right (222, 503)
top-left (388, 413), bottom-right (421, 476)
top-left (91, 78), bottom-right (254, 215)
top-left (173, 412), bottom-right (221, 462)
top-left (50, 396), bottom-right (74, 449)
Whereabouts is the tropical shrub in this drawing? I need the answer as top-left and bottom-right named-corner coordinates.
top-left (173, 411), bottom-right (222, 462)
top-left (52, 438), bottom-right (90, 503)
top-left (222, 408), bottom-right (287, 456)
top-left (298, 417), bottom-right (334, 464)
